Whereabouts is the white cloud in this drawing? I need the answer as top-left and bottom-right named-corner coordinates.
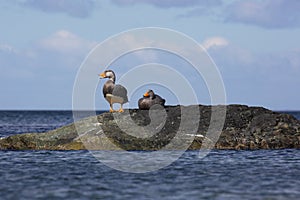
top-left (0, 43), bottom-right (34, 79)
top-left (203, 38), bottom-right (300, 110)
top-left (0, 30), bottom-right (97, 80)
top-left (38, 30), bottom-right (96, 54)
top-left (0, 44), bottom-right (17, 54)
top-left (207, 40), bottom-right (300, 74)
top-left (202, 37), bottom-right (229, 50)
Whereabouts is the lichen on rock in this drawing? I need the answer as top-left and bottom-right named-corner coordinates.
top-left (0, 104), bottom-right (300, 150)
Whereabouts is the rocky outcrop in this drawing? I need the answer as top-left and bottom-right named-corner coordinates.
top-left (0, 104), bottom-right (300, 150)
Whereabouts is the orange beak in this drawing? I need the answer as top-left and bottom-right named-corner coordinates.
top-left (99, 72), bottom-right (106, 78)
top-left (143, 91), bottom-right (149, 97)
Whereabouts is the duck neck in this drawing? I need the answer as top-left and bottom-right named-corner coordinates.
top-left (109, 76), bottom-right (115, 83)
top-left (149, 94), bottom-right (155, 99)
top-left (108, 71), bottom-right (116, 83)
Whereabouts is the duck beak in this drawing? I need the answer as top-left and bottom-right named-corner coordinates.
top-left (99, 72), bottom-right (106, 79)
top-left (143, 91), bottom-right (149, 97)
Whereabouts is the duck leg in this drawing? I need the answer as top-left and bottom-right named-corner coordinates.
top-left (118, 104), bottom-right (124, 113)
top-left (109, 103), bottom-right (115, 113)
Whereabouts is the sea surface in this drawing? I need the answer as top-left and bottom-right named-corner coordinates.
top-left (0, 111), bottom-right (300, 199)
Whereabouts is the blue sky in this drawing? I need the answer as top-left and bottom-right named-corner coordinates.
top-left (0, 0), bottom-right (300, 110)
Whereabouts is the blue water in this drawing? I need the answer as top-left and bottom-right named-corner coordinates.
top-left (0, 111), bottom-right (300, 199)
top-left (0, 111), bottom-right (104, 138)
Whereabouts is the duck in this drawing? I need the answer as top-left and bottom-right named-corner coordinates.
top-left (99, 70), bottom-right (128, 113)
top-left (138, 89), bottom-right (166, 110)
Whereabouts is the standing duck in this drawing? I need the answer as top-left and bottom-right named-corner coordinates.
top-left (99, 70), bottom-right (128, 112)
top-left (138, 89), bottom-right (166, 110)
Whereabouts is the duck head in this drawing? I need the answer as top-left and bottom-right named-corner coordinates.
top-left (143, 89), bottom-right (155, 99)
top-left (99, 70), bottom-right (116, 82)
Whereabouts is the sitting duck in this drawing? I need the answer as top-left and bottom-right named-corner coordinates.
top-left (99, 70), bottom-right (128, 112)
top-left (138, 89), bottom-right (166, 110)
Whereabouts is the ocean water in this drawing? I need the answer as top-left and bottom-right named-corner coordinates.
top-left (0, 111), bottom-right (105, 138)
top-left (0, 111), bottom-right (300, 199)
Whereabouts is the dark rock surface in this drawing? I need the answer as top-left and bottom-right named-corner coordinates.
top-left (1, 104), bottom-right (300, 150)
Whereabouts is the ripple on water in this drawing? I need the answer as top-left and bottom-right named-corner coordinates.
top-left (1, 150), bottom-right (300, 199)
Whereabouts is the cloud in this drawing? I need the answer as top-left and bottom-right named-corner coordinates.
top-left (111, 0), bottom-right (222, 8)
top-left (202, 37), bottom-right (229, 50)
top-left (111, 0), bottom-right (223, 19)
top-left (204, 38), bottom-right (300, 109)
top-left (202, 37), bottom-right (257, 72)
top-left (0, 44), bottom-right (17, 54)
top-left (0, 30), bottom-right (100, 109)
top-left (0, 43), bottom-right (35, 79)
top-left (206, 38), bottom-right (300, 75)
top-left (15, 0), bottom-right (95, 18)
top-left (224, 0), bottom-right (300, 28)
top-left (142, 0), bottom-right (300, 29)
top-left (0, 30), bottom-right (97, 80)
top-left (31, 30), bottom-right (97, 72)
top-left (37, 30), bottom-right (96, 54)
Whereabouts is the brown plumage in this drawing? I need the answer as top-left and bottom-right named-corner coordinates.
top-left (138, 89), bottom-right (165, 110)
top-left (99, 70), bottom-right (128, 112)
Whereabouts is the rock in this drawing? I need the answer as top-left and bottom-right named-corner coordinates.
top-left (0, 104), bottom-right (300, 150)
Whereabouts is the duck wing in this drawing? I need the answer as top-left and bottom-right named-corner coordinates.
top-left (138, 97), bottom-right (151, 110)
top-left (153, 94), bottom-right (166, 106)
top-left (113, 84), bottom-right (128, 103)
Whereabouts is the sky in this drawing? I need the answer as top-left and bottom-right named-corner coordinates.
top-left (0, 0), bottom-right (300, 110)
